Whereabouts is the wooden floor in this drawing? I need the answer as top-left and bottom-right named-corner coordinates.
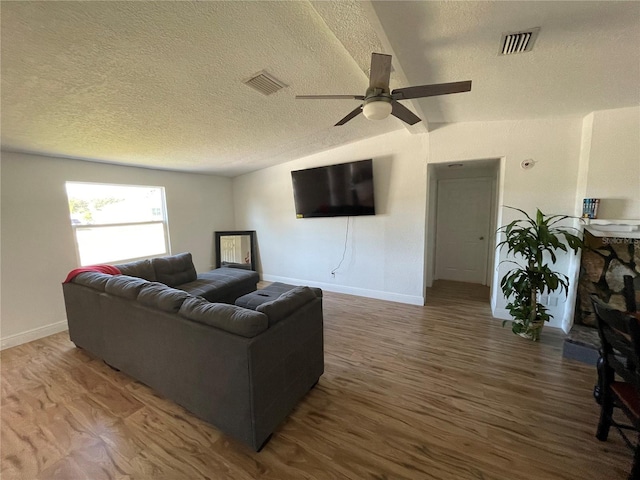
top-left (1, 280), bottom-right (631, 479)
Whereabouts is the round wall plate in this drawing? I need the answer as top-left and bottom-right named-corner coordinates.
top-left (521, 159), bottom-right (536, 169)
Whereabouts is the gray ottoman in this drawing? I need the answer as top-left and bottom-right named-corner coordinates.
top-left (235, 282), bottom-right (297, 310)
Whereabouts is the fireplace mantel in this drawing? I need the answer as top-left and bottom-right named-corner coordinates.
top-left (583, 219), bottom-right (640, 239)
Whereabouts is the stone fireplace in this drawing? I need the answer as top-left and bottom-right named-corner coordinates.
top-left (575, 224), bottom-right (640, 327)
top-left (563, 223), bottom-right (639, 365)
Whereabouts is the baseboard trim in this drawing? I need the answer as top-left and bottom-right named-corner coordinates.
top-left (261, 274), bottom-right (424, 306)
top-left (1, 320), bottom-right (68, 350)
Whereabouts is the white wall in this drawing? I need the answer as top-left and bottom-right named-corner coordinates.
top-left (583, 106), bottom-right (640, 220)
top-left (0, 152), bottom-right (234, 348)
top-left (232, 129), bottom-right (428, 305)
top-left (428, 117), bottom-right (584, 330)
top-left (3, 108), bottom-right (636, 346)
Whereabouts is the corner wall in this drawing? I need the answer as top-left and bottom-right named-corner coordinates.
top-left (0, 152), bottom-right (234, 348)
top-left (583, 106), bottom-right (640, 219)
top-left (232, 129), bottom-right (428, 304)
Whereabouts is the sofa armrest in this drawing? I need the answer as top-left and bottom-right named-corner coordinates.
top-left (256, 286), bottom-right (318, 326)
top-left (248, 297), bottom-right (324, 449)
top-left (179, 297), bottom-right (268, 338)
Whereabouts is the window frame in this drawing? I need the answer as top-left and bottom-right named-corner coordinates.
top-left (66, 181), bottom-right (172, 266)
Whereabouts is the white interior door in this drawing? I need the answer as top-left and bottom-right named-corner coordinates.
top-left (435, 177), bottom-right (492, 284)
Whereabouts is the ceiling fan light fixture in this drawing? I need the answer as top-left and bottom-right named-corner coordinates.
top-left (362, 99), bottom-right (392, 120)
top-left (296, 53), bottom-right (471, 126)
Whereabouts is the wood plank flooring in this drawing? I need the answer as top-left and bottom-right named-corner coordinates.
top-left (1, 280), bottom-right (631, 479)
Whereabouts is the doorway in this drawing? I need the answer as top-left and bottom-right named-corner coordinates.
top-left (426, 159), bottom-right (501, 293)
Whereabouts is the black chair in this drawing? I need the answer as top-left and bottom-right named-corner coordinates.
top-left (591, 294), bottom-right (640, 480)
top-left (623, 275), bottom-right (638, 313)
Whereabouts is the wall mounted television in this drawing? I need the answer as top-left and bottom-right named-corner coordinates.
top-left (291, 159), bottom-right (375, 218)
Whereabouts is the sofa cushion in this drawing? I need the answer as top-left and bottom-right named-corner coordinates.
top-left (71, 271), bottom-right (112, 291)
top-left (115, 259), bottom-right (157, 281)
top-left (138, 282), bottom-right (191, 313)
top-left (235, 283), bottom-right (296, 310)
top-left (152, 252), bottom-right (197, 287)
top-left (105, 275), bottom-right (148, 299)
top-left (256, 286), bottom-right (317, 326)
top-left (178, 268), bottom-right (260, 303)
top-left (179, 297), bottom-right (268, 338)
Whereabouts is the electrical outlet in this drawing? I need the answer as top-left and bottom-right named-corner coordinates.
top-left (549, 296), bottom-right (558, 307)
top-left (331, 272), bottom-right (335, 278)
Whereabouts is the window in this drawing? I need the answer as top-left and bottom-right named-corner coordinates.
top-left (65, 182), bottom-right (170, 266)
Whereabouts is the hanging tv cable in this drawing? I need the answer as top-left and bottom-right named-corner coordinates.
top-left (331, 216), bottom-right (351, 277)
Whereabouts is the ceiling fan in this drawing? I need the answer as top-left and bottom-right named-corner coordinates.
top-left (296, 53), bottom-right (472, 126)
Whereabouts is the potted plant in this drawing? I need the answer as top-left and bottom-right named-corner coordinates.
top-left (497, 207), bottom-right (583, 341)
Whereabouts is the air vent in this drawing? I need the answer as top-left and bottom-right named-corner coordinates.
top-left (499, 28), bottom-right (540, 55)
top-left (243, 71), bottom-right (287, 95)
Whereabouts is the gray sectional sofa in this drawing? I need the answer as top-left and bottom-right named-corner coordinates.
top-left (116, 252), bottom-right (259, 304)
top-left (62, 252), bottom-right (324, 451)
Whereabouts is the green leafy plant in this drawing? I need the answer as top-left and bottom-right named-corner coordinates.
top-left (69, 196), bottom-right (123, 223)
top-left (497, 207), bottom-right (583, 341)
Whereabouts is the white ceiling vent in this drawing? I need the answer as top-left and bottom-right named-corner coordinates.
top-left (244, 71), bottom-right (287, 95)
top-left (499, 28), bottom-right (540, 55)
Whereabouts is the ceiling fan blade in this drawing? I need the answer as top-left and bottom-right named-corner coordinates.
top-left (369, 53), bottom-right (392, 90)
top-left (335, 105), bottom-right (363, 126)
top-left (392, 80), bottom-right (472, 100)
top-left (391, 101), bottom-right (421, 125)
top-left (296, 95), bottom-right (365, 100)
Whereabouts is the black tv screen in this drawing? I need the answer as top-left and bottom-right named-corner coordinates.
top-left (291, 159), bottom-right (375, 218)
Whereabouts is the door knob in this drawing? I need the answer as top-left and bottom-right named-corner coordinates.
top-left (479, 236), bottom-right (485, 240)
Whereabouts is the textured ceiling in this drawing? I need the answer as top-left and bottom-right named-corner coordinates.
top-left (372, 1), bottom-right (640, 123)
top-left (2, 1), bottom-right (639, 176)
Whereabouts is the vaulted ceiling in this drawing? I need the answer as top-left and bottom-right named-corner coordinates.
top-left (2, 1), bottom-right (639, 176)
